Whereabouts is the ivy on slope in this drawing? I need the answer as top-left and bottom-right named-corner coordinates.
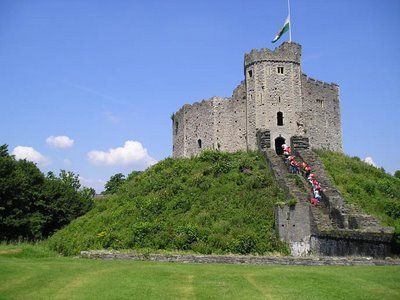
top-left (48, 151), bottom-right (289, 256)
top-left (316, 150), bottom-right (400, 249)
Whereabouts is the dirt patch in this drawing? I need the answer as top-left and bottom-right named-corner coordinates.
top-left (0, 249), bottom-right (22, 255)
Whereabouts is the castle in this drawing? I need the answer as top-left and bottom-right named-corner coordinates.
top-left (172, 42), bottom-right (343, 157)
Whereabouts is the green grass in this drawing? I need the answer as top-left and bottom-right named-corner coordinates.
top-left (316, 150), bottom-right (400, 248)
top-left (47, 151), bottom-right (288, 256)
top-left (1, 245), bottom-right (399, 300)
top-left (0, 242), bottom-right (58, 259)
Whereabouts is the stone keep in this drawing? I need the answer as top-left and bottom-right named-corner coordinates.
top-left (172, 42), bottom-right (343, 157)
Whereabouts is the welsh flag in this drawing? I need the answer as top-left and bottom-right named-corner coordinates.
top-left (272, 16), bottom-right (290, 43)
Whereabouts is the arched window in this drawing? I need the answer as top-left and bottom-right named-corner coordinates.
top-left (277, 112), bottom-right (284, 126)
top-left (197, 139), bottom-right (202, 149)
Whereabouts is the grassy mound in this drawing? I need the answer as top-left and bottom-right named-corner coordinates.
top-left (316, 150), bottom-right (400, 247)
top-left (48, 151), bottom-right (288, 256)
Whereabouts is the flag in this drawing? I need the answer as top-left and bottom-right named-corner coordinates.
top-left (272, 16), bottom-right (290, 43)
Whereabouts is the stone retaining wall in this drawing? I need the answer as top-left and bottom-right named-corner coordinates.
top-left (80, 251), bottom-right (400, 266)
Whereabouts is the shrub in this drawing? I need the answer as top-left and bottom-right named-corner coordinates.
top-left (230, 234), bottom-right (257, 254)
top-left (383, 200), bottom-right (400, 220)
top-left (47, 151), bottom-right (288, 255)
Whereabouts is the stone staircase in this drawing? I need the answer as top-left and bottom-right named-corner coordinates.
top-left (297, 149), bottom-right (386, 232)
top-left (257, 131), bottom-right (394, 257)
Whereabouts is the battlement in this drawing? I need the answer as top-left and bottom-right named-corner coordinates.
top-left (301, 73), bottom-right (339, 90)
top-left (175, 97), bottom-right (234, 118)
top-left (244, 42), bottom-right (301, 67)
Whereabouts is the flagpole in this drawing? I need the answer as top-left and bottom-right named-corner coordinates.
top-left (287, 0), bottom-right (292, 42)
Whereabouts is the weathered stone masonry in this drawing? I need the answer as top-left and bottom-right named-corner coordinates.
top-left (172, 42), bottom-right (343, 158)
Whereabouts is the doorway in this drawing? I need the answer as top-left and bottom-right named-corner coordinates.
top-left (275, 136), bottom-right (286, 155)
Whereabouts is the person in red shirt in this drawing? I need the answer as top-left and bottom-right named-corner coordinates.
top-left (308, 173), bottom-right (315, 183)
top-left (290, 158), bottom-right (299, 174)
top-left (310, 197), bottom-right (318, 206)
top-left (304, 164), bottom-right (312, 178)
top-left (294, 160), bottom-right (301, 174)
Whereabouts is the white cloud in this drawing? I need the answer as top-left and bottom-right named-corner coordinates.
top-left (46, 135), bottom-right (74, 148)
top-left (364, 156), bottom-right (378, 168)
top-left (79, 176), bottom-right (106, 193)
top-left (12, 146), bottom-right (50, 166)
top-left (87, 140), bottom-right (157, 168)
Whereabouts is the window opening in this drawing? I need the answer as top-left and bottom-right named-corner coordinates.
top-left (277, 67), bottom-right (284, 74)
top-left (277, 111), bottom-right (284, 126)
top-left (197, 139), bottom-right (202, 149)
top-left (175, 121), bottom-right (179, 134)
top-left (248, 70), bottom-right (253, 78)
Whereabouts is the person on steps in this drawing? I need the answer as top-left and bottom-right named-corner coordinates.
top-left (310, 197), bottom-right (318, 206)
top-left (289, 157), bottom-right (298, 173)
top-left (308, 173), bottom-right (315, 183)
top-left (303, 163), bottom-right (312, 178)
top-left (314, 189), bottom-right (322, 202)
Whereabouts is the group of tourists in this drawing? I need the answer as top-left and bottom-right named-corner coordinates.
top-left (282, 144), bottom-right (300, 174)
top-left (308, 172), bottom-right (322, 206)
top-left (281, 144), bottom-right (323, 206)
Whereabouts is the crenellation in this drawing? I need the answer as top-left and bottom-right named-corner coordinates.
top-left (244, 43), bottom-right (302, 68)
top-left (173, 42), bottom-right (343, 157)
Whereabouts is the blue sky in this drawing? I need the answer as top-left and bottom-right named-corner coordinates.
top-left (1, 0), bottom-right (399, 191)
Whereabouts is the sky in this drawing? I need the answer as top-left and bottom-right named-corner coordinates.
top-left (1, 0), bottom-right (399, 192)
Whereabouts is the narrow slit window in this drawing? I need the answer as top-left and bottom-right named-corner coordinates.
top-left (277, 67), bottom-right (284, 74)
top-left (248, 70), bottom-right (253, 78)
top-left (175, 121), bottom-right (179, 134)
top-left (277, 111), bottom-right (284, 126)
top-left (197, 139), bottom-right (202, 149)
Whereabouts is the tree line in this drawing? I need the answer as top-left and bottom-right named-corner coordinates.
top-left (0, 144), bottom-right (94, 241)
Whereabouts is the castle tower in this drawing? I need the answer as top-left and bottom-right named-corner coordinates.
top-left (244, 42), bottom-right (304, 152)
top-left (172, 42), bottom-right (343, 158)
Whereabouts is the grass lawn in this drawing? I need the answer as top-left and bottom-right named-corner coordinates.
top-left (1, 245), bottom-right (400, 299)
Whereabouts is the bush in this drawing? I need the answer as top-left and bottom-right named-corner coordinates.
top-left (230, 234), bottom-right (257, 254)
top-left (383, 200), bottom-right (400, 220)
top-left (47, 151), bottom-right (288, 255)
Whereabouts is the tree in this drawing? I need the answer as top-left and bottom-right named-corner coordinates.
top-left (0, 150), bottom-right (45, 240)
top-left (395, 170), bottom-right (400, 180)
top-left (0, 145), bottom-right (94, 241)
top-left (39, 171), bottom-right (94, 237)
top-left (0, 144), bottom-right (9, 157)
top-left (103, 173), bottom-right (126, 195)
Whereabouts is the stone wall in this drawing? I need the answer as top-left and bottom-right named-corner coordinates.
top-left (81, 251), bottom-right (400, 266)
top-left (214, 83), bottom-right (247, 153)
top-left (172, 84), bottom-right (247, 158)
top-left (301, 74), bottom-right (343, 152)
top-left (172, 106), bottom-right (186, 157)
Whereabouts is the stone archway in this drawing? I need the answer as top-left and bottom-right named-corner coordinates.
top-left (275, 136), bottom-right (286, 155)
